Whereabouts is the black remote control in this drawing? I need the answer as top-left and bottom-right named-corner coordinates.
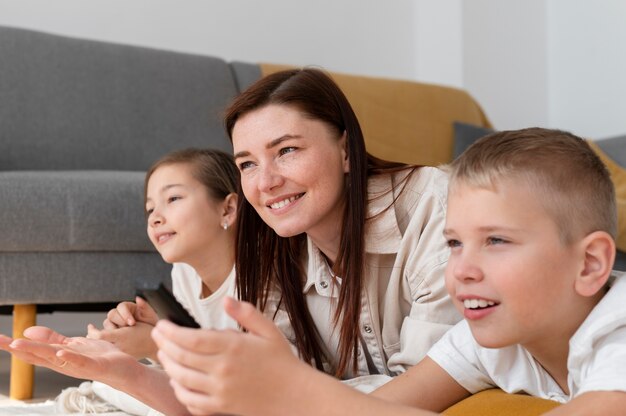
top-left (137, 283), bottom-right (200, 328)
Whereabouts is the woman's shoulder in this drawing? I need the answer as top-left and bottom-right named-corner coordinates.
top-left (371, 166), bottom-right (449, 201)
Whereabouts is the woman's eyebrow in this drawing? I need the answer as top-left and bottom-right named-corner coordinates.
top-left (234, 135), bottom-right (302, 160)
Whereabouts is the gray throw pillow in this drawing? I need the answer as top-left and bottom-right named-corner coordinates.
top-left (452, 121), bottom-right (495, 159)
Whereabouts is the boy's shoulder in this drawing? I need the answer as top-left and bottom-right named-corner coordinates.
top-left (571, 271), bottom-right (626, 350)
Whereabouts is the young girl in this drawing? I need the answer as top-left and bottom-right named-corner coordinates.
top-left (86, 148), bottom-right (239, 362)
top-left (1, 148), bottom-right (240, 416)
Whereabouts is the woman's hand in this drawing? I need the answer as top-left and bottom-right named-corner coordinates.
top-left (152, 297), bottom-right (309, 416)
top-left (1, 326), bottom-right (141, 386)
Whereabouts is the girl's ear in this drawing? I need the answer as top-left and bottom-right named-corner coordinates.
top-left (575, 231), bottom-right (615, 297)
top-left (221, 193), bottom-right (238, 226)
top-left (340, 130), bottom-right (349, 173)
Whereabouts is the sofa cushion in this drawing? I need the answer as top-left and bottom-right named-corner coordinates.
top-left (0, 251), bottom-right (170, 304)
top-left (0, 171), bottom-right (152, 252)
top-left (0, 26), bottom-right (238, 171)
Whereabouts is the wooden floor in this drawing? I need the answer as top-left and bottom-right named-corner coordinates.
top-left (0, 311), bottom-right (106, 404)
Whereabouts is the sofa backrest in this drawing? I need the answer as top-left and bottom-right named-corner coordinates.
top-left (0, 26), bottom-right (247, 171)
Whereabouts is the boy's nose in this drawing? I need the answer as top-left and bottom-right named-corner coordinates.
top-left (451, 252), bottom-right (484, 282)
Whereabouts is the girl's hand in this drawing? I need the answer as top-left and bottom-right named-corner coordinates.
top-left (87, 322), bottom-right (158, 361)
top-left (103, 297), bottom-right (158, 329)
top-left (152, 297), bottom-right (308, 416)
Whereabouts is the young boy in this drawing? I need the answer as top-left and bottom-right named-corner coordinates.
top-left (369, 127), bottom-right (626, 414)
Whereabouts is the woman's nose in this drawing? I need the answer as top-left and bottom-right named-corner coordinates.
top-left (258, 164), bottom-right (284, 192)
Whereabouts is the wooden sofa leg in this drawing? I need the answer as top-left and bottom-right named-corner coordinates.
top-left (10, 304), bottom-right (37, 400)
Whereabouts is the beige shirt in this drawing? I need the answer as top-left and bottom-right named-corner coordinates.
top-left (275, 167), bottom-right (461, 389)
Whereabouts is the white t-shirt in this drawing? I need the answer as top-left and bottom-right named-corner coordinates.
top-left (90, 264), bottom-right (237, 416)
top-left (428, 272), bottom-right (626, 403)
top-left (171, 262), bottom-right (237, 330)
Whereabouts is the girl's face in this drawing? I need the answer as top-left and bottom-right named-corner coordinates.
top-left (232, 104), bottom-right (349, 250)
top-left (145, 163), bottom-right (226, 266)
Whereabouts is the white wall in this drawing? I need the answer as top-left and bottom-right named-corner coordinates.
top-left (0, 0), bottom-right (624, 138)
top-left (462, 0), bottom-right (549, 130)
top-left (547, 0), bottom-right (626, 139)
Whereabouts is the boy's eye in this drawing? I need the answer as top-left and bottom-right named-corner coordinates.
top-left (279, 146), bottom-right (296, 156)
top-left (487, 237), bottom-right (507, 245)
top-left (447, 239), bottom-right (462, 248)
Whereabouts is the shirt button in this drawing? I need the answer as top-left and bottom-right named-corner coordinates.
top-left (320, 281), bottom-right (329, 289)
top-left (363, 325), bottom-right (372, 333)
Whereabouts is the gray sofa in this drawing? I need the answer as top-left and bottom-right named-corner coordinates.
top-left (0, 25), bottom-right (262, 398)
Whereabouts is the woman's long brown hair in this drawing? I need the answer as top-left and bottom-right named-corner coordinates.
top-left (225, 68), bottom-right (413, 376)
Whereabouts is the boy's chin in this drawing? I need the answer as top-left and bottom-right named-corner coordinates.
top-left (468, 326), bottom-right (515, 349)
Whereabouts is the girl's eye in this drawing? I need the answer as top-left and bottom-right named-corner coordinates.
top-left (168, 196), bottom-right (181, 203)
top-left (146, 208), bottom-right (154, 215)
top-left (279, 146), bottom-right (296, 156)
top-left (447, 239), bottom-right (462, 248)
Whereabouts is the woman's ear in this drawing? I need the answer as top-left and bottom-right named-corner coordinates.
top-left (340, 130), bottom-right (349, 173)
top-left (575, 231), bottom-right (616, 297)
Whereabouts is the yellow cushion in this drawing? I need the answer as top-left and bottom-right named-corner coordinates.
top-left (443, 389), bottom-right (560, 416)
top-left (260, 63), bottom-right (491, 167)
top-left (587, 141), bottom-right (626, 252)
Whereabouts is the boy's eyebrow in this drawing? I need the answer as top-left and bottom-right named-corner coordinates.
top-left (233, 135), bottom-right (302, 160)
top-left (443, 225), bottom-right (521, 236)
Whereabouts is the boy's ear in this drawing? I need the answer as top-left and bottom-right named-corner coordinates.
top-left (575, 231), bottom-right (615, 297)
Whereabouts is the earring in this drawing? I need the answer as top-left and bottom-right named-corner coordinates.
top-left (222, 222), bottom-right (228, 231)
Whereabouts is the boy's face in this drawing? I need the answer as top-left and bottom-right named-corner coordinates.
top-left (444, 179), bottom-right (583, 351)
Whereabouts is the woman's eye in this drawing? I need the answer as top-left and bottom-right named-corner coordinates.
top-left (279, 146), bottom-right (296, 156)
top-left (447, 239), bottom-right (462, 248)
top-left (167, 196), bottom-right (181, 203)
top-left (239, 161), bottom-right (254, 171)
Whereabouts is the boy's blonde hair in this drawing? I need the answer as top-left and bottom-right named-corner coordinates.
top-left (449, 127), bottom-right (617, 244)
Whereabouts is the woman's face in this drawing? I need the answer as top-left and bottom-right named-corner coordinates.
top-left (232, 104), bottom-right (349, 250)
